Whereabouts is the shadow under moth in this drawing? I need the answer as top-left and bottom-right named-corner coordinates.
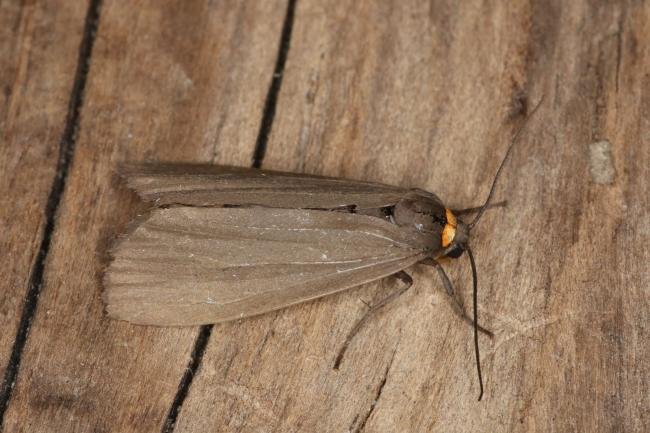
top-left (103, 99), bottom-right (543, 400)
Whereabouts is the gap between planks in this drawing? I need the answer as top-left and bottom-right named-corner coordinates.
top-left (0, 0), bottom-right (103, 428)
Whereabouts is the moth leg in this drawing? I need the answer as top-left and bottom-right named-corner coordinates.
top-left (333, 271), bottom-right (412, 370)
top-left (421, 259), bottom-right (494, 338)
top-left (452, 200), bottom-right (507, 216)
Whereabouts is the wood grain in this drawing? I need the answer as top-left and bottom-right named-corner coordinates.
top-left (0, 0), bottom-right (89, 384)
top-left (1, 1), bottom-right (287, 432)
top-left (172, 1), bottom-right (648, 432)
top-left (2, 0), bottom-right (647, 432)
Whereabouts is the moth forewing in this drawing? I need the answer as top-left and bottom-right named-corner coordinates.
top-left (104, 206), bottom-right (430, 325)
top-left (119, 163), bottom-right (411, 210)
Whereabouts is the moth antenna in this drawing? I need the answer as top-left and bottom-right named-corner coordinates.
top-left (469, 95), bottom-right (545, 229)
top-left (466, 246), bottom-right (483, 401)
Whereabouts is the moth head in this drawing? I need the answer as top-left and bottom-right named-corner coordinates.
top-left (441, 208), bottom-right (469, 258)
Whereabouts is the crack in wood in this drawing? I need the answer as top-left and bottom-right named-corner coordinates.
top-left (161, 324), bottom-right (214, 433)
top-left (352, 346), bottom-right (398, 433)
top-left (251, 0), bottom-right (297, 169)
top-left (0, 0), bottom-right (102, 426)
top-left (614, 8), bottom-right (625, 93)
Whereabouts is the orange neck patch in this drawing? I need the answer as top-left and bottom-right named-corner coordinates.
top-left (441, 208), bottom-right (457, 248)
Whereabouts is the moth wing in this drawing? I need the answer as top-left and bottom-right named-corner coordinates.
top-left (104, 207), bottom-right (430, 325)
top-left (120, 163), bottom-right (417, 210)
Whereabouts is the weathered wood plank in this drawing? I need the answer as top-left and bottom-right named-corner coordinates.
top-left (2, 1), bottom-right (288, 432)
top-left (0, 0), bottom-right (89, 387)
top-left (173, 1), bottom-right (648, 432)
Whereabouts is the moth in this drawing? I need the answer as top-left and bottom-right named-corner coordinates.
top-left (104, 99), bottom-right (542, 400)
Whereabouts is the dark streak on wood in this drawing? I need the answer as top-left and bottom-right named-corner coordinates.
top-left (161, 325), bottom-right (213, 433)
top-left (353, 346), bottom-right (397, 433)
top-left (0, 0), bottom-right (102, 424)
top-left (252, 0), bottom-right (297, 169)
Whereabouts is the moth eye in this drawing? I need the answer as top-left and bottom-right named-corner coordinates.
top-left (446, 244), bottom-right (465, 258)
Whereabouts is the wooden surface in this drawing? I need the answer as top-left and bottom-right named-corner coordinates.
top-left (0, 0), bottom-right (90, 405)
top-left (1, 0), bottom-right (647, 432)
